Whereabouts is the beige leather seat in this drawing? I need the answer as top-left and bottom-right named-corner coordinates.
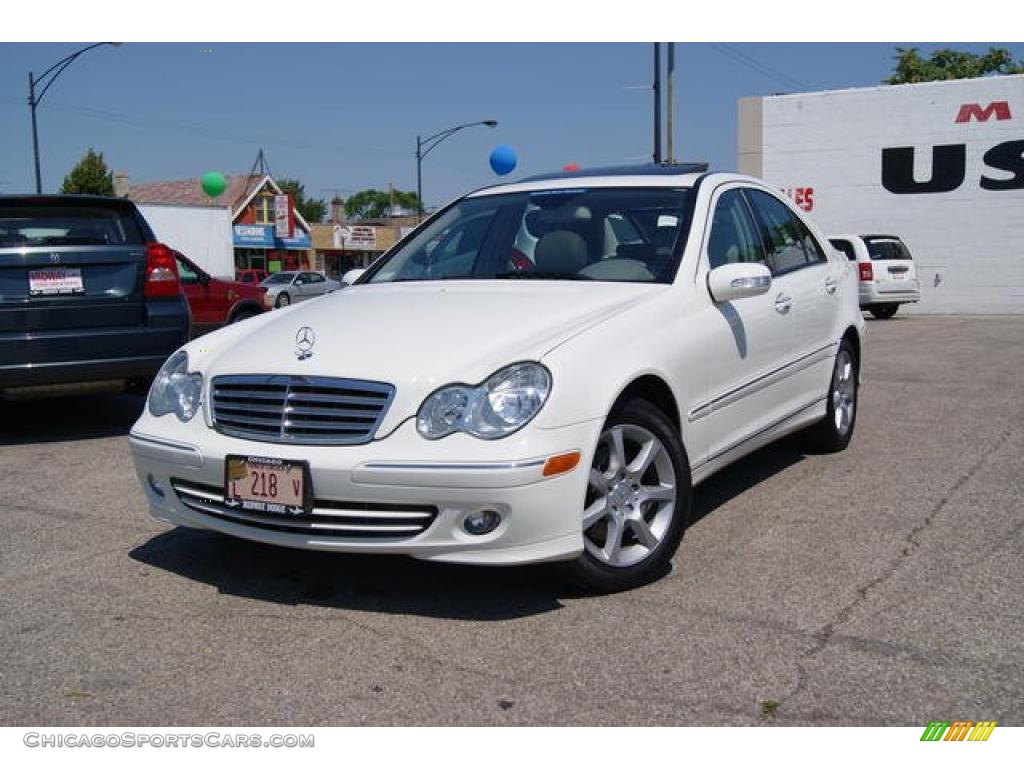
top-left (533, 230), bottom-right (588, 274)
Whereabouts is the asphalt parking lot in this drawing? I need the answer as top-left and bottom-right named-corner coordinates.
top-left (1, 315), bottom-right (1021, 726)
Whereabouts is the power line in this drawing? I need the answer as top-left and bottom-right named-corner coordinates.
top-left (706, 43), bottom-right (814, 92)
top-left (0, 97), bottom-right (412, 160)
top-left (0, 96), bottom-right (489, 181)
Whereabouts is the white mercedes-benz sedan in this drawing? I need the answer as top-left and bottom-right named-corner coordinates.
top-left (130, 164), bottom-right (864, 592)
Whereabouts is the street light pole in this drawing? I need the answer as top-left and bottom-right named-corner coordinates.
top-left (414, 120), bottom-right (497, 220)
top-left (27, 42), bottom-right (121, 194)
top-left (29, 73), bottom-right (42, 195)
top-left (416, 134), bottom-right (423, 218)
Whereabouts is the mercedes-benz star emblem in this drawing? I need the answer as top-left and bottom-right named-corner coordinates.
top-left (295, 326), bottom-right (316, 360)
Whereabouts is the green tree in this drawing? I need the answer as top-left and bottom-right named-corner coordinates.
top-left (277, 178), bottom-right (327, 223)
top-left (886, 46), bottom-right (1024, 85)
top-left (60, 148), bottom-right (115, 195)
top-left (344, 189), bottom-right (421, 220)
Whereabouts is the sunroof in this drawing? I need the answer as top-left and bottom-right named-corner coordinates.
top-left (519, 162), bottom-right (709, 183)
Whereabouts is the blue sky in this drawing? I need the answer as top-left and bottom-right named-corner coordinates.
top-left (0, 42), bottom-right (1021, 208)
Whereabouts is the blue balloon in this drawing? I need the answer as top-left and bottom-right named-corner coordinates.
top-left (489, 145), bottom-right (517, 176)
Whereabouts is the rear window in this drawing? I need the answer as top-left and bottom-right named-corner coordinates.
top-left (829, 239), bottom-right (857, 261)
top-left (864, 237), bottom-right (912, 261)
top-left (0, 205), bottom-right (145, 248)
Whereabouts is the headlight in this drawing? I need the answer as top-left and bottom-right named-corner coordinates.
top-left (148, 350), bottom-right (203, 422)
top-left (417, 362), bottom-right (551, 440)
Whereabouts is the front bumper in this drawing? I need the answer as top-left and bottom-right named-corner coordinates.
top-left (130, 415), bottom-right (603, 565)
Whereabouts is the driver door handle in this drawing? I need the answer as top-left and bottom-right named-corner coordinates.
top-left (774, 293), bottom-right (792, 314)
top-left (824, 277), bottom-right (839, 295)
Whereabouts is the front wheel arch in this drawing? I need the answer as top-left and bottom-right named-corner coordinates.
top-left (608, 374), bottom-right (681, 435)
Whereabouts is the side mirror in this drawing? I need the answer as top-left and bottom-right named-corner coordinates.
top-left (341, 268), bottom-right (366, 287)
top-left (707, 263), bottom-right (772, 303)
top-left (198, 271), bottom-right (211, 286)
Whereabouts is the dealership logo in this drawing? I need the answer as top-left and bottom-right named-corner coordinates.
top-left (294, 326), bottom-right (316, 361)
top-left (920, 721), bottom-right (997, 742)
top-left (955, 101), bottom-right (1012, 123)
top-left (882, 99), bottom-right (1021, 194)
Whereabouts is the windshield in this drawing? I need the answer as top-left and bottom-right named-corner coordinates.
top-left (0, 205), bottom-right (144, 248)
top-left (263, 273), bottom-right (294, 285)
top-left (365, 187), bottom-right (691, 284)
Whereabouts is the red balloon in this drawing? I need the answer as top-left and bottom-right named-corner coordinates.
top-left (563, 163), bottom-right (580, 172)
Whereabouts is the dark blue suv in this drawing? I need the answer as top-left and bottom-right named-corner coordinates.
top-left (0, 195), bottom-right (189, 399)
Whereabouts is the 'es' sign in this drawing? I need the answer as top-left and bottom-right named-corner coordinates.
top-left (882, 100), bottom-right (1022, 194)
top-left (781, 187), bottom-right (814, 211)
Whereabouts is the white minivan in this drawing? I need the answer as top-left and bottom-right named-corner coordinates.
top-left (829, 234), bottom-right (921, 319)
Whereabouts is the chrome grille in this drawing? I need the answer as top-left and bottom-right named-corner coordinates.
top-left (171, 479), bottom-right (438, 539)
top-left (211, 375), bottom-right (394, 445)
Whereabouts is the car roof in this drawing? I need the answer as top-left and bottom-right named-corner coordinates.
top-left (830, 234), bottom-right (903, 242)
top-left (468, 162), bottom-right (713, 197)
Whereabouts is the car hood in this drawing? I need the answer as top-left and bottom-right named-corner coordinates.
top-left (191, 280), bottom-right (661, 431)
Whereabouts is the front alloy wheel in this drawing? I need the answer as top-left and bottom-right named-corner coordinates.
top-left (584, 423), bottom-right (677, 567)
top-left (560, 399), bottom-right (690, 592)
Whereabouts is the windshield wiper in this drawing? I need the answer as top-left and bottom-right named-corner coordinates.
top-left (490, 271), bottom-right (592, 280)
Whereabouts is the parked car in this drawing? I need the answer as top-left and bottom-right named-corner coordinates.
top-left (130, 164), bottom-right (864, 592)
top-left (829, 234), bottom-right (920, 319)
top-left (235, 268), bottom-right (267, 286)
top-left (0, 195), bottom-right (189, 400)
top-left (260, 270), bottom-right (341, 308)
top-left (174, 251), bottom-right (265, 336)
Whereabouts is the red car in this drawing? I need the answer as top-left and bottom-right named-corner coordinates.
top-left (235, 268), bottom-right (268, 286)
top-left (174, 251), bottom-right (266, 336)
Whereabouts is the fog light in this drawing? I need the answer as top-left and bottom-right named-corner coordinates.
top-left (147, 473), bottom-right (165, 498)
top-left (463, 510), bottom-right (501, 535)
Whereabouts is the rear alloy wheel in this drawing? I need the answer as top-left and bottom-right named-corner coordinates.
top-left (560, 400), bottom-right (691, 593)
top-left (805, 340), bottom-right (858, 453)
top-left (275, 293), bottom-right (291, 308)
top-left (869, 303), bottom-right (898, 319)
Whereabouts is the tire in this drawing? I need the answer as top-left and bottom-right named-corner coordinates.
top-left (275, 293), bottom-right (291, 308)
top-left (558, 399), bottom-right (692, 593)
top-left (804, 338), bottom-right (859, 453)
top-left (230, 309), bottom-right (260, 324)
top-left (869, 303), bottom-right (898, 319)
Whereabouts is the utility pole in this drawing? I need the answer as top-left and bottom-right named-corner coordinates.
top-left (666, 43), bottom-right (675, 163)
top-left (653, 43), bottom-right (662, 164)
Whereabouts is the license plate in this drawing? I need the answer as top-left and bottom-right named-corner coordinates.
top-left (891, 271), bottom-right (907, 280)
top-left (28, 267), bottom-right (84, 296)
top-left (224, 455), bottom-right (311, 516)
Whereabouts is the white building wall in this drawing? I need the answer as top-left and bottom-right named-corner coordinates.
top-left (746, 75), bottom-right (1024, 314)
top-left (137, 203), bottom-right (235, 278)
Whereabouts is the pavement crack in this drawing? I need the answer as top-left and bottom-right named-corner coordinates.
top-left (778, 426), bottom-right (1014, 710)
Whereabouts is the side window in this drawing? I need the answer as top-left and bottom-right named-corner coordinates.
top-left (795, 219), bottom-right (827, 264)
top-left (746, 189), bottom-right (814, 275)
top-left (707, 189), bottom-right (765, 269)
top-left (309, 272), bottom-right (324, 283)
top-left (295, 273), bottom-right (308, 285)
top-left (175, 257), bottom-right (199, 284)
top-left (830, 239), bottom-right (856, 261)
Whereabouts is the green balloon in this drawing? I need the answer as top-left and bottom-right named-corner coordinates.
top-left (201, 171), bottom-right (227, 197)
